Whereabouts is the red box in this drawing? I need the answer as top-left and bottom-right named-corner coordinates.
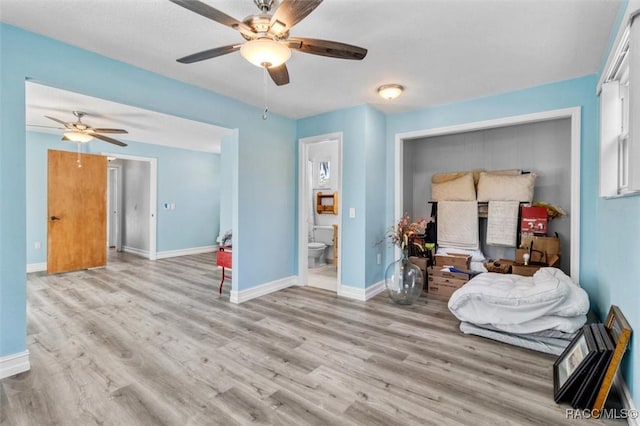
top-left (521, 206), bottom-right (548, 235)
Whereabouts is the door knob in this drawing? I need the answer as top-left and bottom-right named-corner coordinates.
top-left (50, 216), bottom-right (61, 221)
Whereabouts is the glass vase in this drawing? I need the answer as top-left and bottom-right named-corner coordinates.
top-left (384, 249), bottom-right (424, 305)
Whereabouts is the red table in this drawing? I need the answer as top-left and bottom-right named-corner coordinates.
top-left (216, 246), bottom-right (232, 294)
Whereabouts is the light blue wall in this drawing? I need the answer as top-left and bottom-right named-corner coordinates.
top-left (297, 106), bottom-right (368, 288)
top-left (386, 74), bottom-right (637, 405)
top-left (0, 23), bottom-right (296, 357)
top-left (297, 105), bottom-right (388, 289)
top-left (26, 131), bottom-right (222, 264)
top-left (364, 106), bottom-right (387, 285)
top-left (219, 133), bottom-right (236, 244)
top-left (592, 0), bottom-right (638, 404)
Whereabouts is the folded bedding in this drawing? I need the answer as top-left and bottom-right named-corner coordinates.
top-left (448, 267), bottom-right (589, 334)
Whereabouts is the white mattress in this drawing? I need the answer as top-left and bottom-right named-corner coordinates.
top-left (459, 321), bottom-right (571, 355)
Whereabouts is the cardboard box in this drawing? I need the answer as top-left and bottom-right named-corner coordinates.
top-left (521, 206), bottom-right (548, 235)
top-left (429, 266), bottom-right (471, 281)
top-left (484, 259), bottom-right (514, 273)
top-left (427, 275), bottom-right (467, 299)
top-left (520, 235), bottom-right (560, 256)
top-left (511, 264), bottom-right (540, 277)
top-left (409, 256), bottom-right (428, 281)
top-left (434, 253), bottom-right (471, 270)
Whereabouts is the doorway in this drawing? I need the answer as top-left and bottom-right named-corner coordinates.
top-left (107, 163), bottom-right (122, 251)
top-left (104, 153), bottom-right (158, 261)
top-left (298, 133), bottom-right (342, 292)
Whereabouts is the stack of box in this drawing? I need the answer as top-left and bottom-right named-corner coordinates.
top-left (427, 253), bottom-right (472, 299)
top-left (513, 235), bottom-right (561, 276)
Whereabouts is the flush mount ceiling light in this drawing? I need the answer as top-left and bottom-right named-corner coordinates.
top-left (63, 131), bottom-right (94, 143)
top-left (240, 38), bottom-right (291, 68)
top-left (377, 84), bottom-right (404, 100)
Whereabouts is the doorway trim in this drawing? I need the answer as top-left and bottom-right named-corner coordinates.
top-left (107, 163), bottom-right (123, 251)
top-left (297, 132), bottom-right (343, 292)
top-left (394, 107), bottom-right (581, 282)
top-left (102, 152), bottom-right (158, 261)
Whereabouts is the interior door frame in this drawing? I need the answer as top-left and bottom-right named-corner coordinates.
top-left (297, 132), bottom-right (343, 293)
top-left (103, 152), bottom-right (158, 260)
top-left (394, 107), bottom-right (581, 282)
top-left (107, 163), bottom-right (123, 251)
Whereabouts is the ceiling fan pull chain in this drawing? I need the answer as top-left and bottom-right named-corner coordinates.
top-left (76, 142), bottom-right (82, 168)
top-left (262, 66), bottom-right (269, 120)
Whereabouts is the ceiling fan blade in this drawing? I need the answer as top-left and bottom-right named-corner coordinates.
top-left (28, 124), bottom-right (65, 130)
top-left (177, 44), bottom-right (240, 64)
top-left (288, 37), bottom-right (367, 60)
top-left (270, 0), bottom-right (323, 34)
top-left (45, 115), bottom-right (72, 127)
top-left (61, 135), bottom-right (70, 141)
top-left (90, 133), bottom-right (128, 147)
top-left (92, 128), bottom-right (128, 134)
top-left (168, 0), bottom-right (255, 38)
top-left (268, 64), bottom-right (290, 86)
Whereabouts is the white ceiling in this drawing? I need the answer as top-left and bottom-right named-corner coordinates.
top-left (26, 82), bottom-right (232, 153)
top-left (2, 0), bottom-right (623, 121)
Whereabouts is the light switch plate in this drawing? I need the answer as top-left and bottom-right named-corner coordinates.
top-left (349, 207), bottom-right (355, 218)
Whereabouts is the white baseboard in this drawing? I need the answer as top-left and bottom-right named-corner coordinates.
top-left (365, 280), bottom-right (386, 300)
top-left (614, 373), bottom-right (639, 426)
top-left (230, 275), bottom-right (296, 304)
top-left (0, 350), bottom-right (30, 379)
top-left (26, 262), bottom-right (47, 273)
top-left (122, 246), bottom-right (150, 259)
top-left (156, 245), bottom-right (218, 259)
top-left (338, 280), bottom-right (385, 301)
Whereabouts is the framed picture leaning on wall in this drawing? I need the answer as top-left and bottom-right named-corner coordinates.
top-left (554, 325), bottom-right (599, 403)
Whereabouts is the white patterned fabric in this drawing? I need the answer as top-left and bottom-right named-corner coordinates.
top-left (486, 200), bottom-right (520, 247)
top-left (437, 201), bottom-right (479, 250)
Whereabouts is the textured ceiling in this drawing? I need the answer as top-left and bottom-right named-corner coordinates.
top-left (2, 0), bottom-right (623, 120)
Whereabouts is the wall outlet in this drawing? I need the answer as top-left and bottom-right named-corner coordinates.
top-left (376, 253), bottom-right (381, 265)
top-left (34, 241), bottom-right (41, 250)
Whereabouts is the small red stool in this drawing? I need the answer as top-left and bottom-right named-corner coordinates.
top-left (216, 246), bottom-right (232, 294)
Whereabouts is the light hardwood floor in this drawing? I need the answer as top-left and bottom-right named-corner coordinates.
top-left (1, 252), bottom-right (621, 425)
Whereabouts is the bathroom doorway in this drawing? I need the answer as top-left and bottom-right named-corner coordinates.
top-left (298, 133), bottom-right (342, 293)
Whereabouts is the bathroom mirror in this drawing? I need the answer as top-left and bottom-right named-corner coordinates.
top-left (316, 191), bottom-right (338, 215)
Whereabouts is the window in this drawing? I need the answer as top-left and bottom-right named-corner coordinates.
top-left (600, 12), bottom-right (639, 197)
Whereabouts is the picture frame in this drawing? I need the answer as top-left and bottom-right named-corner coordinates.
top-left (553, 325), bottom-right (599, 402)
top-left (591, 305), bottom-right (632, 413)
top-left (570, 323), bottom-right (614, 409)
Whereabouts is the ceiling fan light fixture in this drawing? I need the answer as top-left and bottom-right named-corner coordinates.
top-left (377, 84), bottom-right (404, 100)
top-left (240, 38), bottom-right (291, 68)
top-left (64, 131), bottom-right (94, 143)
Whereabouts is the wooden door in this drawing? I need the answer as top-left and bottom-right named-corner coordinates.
top-left (47, 149), bottom-right (107, 274)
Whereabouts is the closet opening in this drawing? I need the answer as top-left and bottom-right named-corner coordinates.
top-left (394, 107), bottom-right (581, 281)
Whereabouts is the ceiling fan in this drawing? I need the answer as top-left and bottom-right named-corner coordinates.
top-left (169, 0), bottom-right (368, 86)
top-left (43, 111), bottom-right (128, 147)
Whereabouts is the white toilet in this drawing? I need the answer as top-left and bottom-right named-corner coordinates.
top-left (308, 242), bottom-right (327, 268)
top-left (308, 226), bottom-right (333, 268)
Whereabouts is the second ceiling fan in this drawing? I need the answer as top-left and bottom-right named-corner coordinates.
top-left (169, 0), bottom-right (368, 86)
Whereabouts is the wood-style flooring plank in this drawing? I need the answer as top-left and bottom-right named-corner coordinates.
top-left (0, 251), bottom-right (622, 425)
